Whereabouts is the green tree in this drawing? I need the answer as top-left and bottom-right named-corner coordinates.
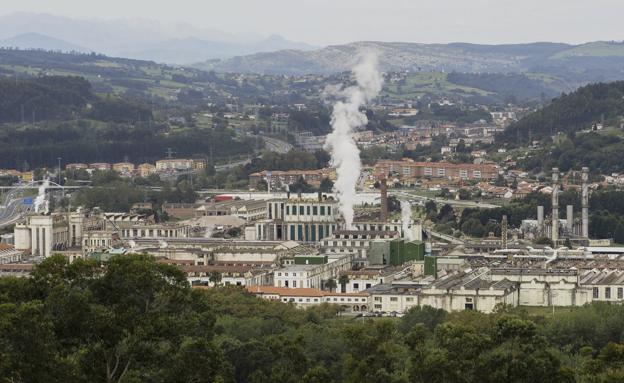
top-left (338, 275), bottom-right (349, 293)
top-left (324, 279), bottom-right (337, 292)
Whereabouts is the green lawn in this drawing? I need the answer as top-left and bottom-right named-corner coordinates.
top-left (519, 306), bottom-right (579, 317)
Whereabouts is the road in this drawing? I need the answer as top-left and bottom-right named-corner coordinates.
top-left (391, 190), bottom-right (500, 209)
top-left (0, 189), bottom-right (28, 228)
top-left (262, 136), bottom-right (293, 154)
top-left (214, 136), bottom-right (293, 171)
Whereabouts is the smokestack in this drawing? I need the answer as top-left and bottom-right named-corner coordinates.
top-left (552, 168), bottom-right (559, 244)
top-left (537, 206), bottom-right (544, 227)
top-left (501, 215), bottom-right (508, 249)
top-left (380, 178), bottom-right (388, 222)
top-left (566, 205), bottom-right (574, 230)
top-left (582, 167), bottom-right (589, 238)
top-left (400, 200), bottom-right (413, 240)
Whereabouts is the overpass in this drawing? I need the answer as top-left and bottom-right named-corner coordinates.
top-left (424, 228), bottom-right (466, 245)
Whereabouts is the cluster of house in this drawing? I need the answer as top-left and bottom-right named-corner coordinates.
top-left (249, 168), bottom-right (335, 190)
top-left (0, 169), bottom-right (34, 182)
top-left (65, 158), bottom-right (207, 177)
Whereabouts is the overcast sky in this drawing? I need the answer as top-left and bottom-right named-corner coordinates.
top-left (2, 0), bottom-right (623, 46)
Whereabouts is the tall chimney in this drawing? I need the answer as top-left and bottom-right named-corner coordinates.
top-left (552, 168), bottom-right (559, 244)
top-left (582, 167), bottom-right (589, 238)
top-left (537, 205), bottom-right (544, 233)
top-left (501, 215), bottom-right (508, 249)
top-left (566, 205), bottom-right (573, 230)
top-left (380, 178), bottom-right (388, 222)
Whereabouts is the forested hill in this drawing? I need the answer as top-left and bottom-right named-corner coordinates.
top-left (500, 81), bottom-right (624, 143)
top-left (0, 75), bottom-right (153, 124)
top-left (0, 75), bottom-right (92, 122)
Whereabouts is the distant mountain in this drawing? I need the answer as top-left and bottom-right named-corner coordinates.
top-left (197, 41), bottom-right (624, 85)
top-left (119, 34), bottom-right (315, 64)
top-left (0, 12), bottom-right (316, 64)
top-left (0, 33), bottom-right (89, 53)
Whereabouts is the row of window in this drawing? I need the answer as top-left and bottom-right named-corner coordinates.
top-left (281, 297), bottom-right (366, 303)
top-left (421, 167), bottom-right (482, 179)
top-left (374, 296), bottom-right (415, 302)
top-left (285, 205), bottom-right (332, 216)
top-left (592, 286), bottom-right (624, 299)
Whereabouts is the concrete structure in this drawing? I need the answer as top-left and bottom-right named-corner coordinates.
top-left (253, 196), bottom-right (340, 242)
top-left (367, 268), bottom-right (518, 314)
top-left (582, 167), bottom-right (589, 238)
top-left (566, 205), bottom-right (574, 230)
top-left (552, 168), bottom-right (560, 243)
top-left (0, 244), bottom-right (22, 264)
top-left (249, 168), bottom-right (333, 190)
top-left (380, 178), bottom-right (388, 222)
top-left (273, 253), bottom-right (354, 289)
top-left (117, 223), bottom-right (191, 239)
top-left (14, 212), bottom-right (91, 257)
top-left (246, 286), bottom-right (369, 312)
top-left (320, 230), bottom-right (400, 262)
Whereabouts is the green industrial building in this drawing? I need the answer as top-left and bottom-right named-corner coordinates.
top-left (294, 255), bottom-right (328, 265)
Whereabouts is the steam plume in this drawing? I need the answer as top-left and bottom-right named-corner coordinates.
top-left (33, 179), bottom-right (49, 214)
top-left (401, 200), bottom-right (414, 241)
top-left (324, 52), bottom-right (382, 228)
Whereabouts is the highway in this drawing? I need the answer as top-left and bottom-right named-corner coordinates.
top-left (391, 190), bottom-right (501, 209)
top-left (214, 136), bottom-right (293, 171)
top-left (0, 189), bottom-right (28, 228)
top-left (262, 136), bottom-right (293, 154)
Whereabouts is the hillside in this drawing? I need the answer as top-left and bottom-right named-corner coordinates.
top-left (501, 81), bottom-right (624, 142)
top-left (500, 81), bottom-right (624, 175)
top-left (197, 41), bottom-right (624, 86)
top-left (0, 54), bottom-right (262, 168)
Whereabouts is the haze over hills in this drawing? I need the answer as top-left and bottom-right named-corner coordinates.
top-left (0, 32), bottom-right (89, 53)
top-left (197, 40), bottom-right (624, 84)
top-left (0, 12), bottom-right (315, 64)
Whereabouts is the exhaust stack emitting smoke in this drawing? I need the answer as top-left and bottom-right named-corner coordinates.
top-left (324, 52), bottom-right (382, 229)
top-left (401, 200), bottom-right (414, 241)
top-left (33, 179), bottom-right (50, 214)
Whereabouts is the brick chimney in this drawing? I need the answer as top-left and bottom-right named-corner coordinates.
top-left (380, 178), bottom-right (388, 222)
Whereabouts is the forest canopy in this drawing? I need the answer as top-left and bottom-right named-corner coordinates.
top-left (1, 254), bottom-right (624, 382)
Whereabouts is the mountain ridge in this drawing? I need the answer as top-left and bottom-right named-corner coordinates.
top-left (195, 40), bottom-right (624, 83)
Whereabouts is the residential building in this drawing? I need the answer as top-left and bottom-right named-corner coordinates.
top-left (373, 159), bottom-right (498, 185)
top-left (249, 168), bottom-right (334, 190)
top-left (138, 163), bottom-right (157, 177)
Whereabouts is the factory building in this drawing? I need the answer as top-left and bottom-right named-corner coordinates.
top-left (522, 167), bottom-right (591, 244)
top-left (251, 193), bottom-right (341, 242)
top-left (14, 212), bottom-right (94, 257)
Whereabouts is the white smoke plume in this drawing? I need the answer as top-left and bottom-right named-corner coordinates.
top-left (324, 52), bottom-right (383, 229)
top-left (401, 200), bottom-right (414, 241)
top-left (33, 179), bottom-right (50, 214)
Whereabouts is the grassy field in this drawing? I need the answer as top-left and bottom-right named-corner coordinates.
top-left (382, 72), bottom-right (492, 100)
top-left (519, 306), bottom-right (580, 317)
top-left (552, 41), bottom-right (624, 59)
